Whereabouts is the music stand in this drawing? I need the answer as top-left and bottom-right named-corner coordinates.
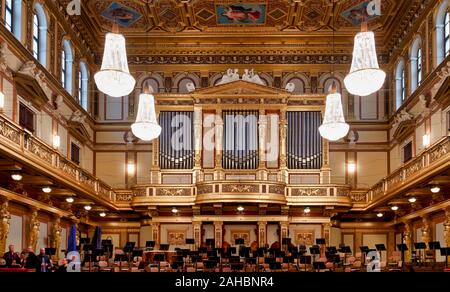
top-left (413, 242), bottom-right (426, 266)
top-left (206, 239), bottom-right (215, 249)
top-left (229, 247), bottom-right (237, 255)
top-left (80, 238), bottom-right (90, 245)
top-left (299, 255), bottom-right (311, 272)
top-left (153, 253), bottom-right (165, 272)
top-left (145, 241), bottom-right (155, 250)
top-left (316, 238), bottom-right (326, 245)
top-left (375, 244), bottom-right (387, 263)
top-left (282, 238), bottom-right (291, 252)
top-left (235, 238), bottom-right (245, 245)
top-left (359, 246), bottom-right (369, 265)
top-left (440, 248), bottom-right (450, 269)
top-left (310, 246), bottom-right (320, 263)
top-left (397, 244), bottom-right (408, 271)
top-left (313, 261), bottom-right (326, 272)
top-left (339, 246), bottom-right (351, 267)
top-left (185, 238), bottom-right (195, 251)
top-left (326, 246), bottom-right (337, 255)
top-left (429, 241), bottom-right (441, 268)
top-left (160, 244), bottom-right (170, 251)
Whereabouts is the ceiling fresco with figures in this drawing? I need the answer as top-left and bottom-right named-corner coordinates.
top-left (83, 0), bottom-right (400, 32)
top-left (57, 0), bottom-right (429, 59)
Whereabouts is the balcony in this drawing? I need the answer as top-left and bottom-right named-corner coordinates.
top-left (364, 136), bottom-right (450, 209)
top-left (0, 115), bottom-right (117, 209)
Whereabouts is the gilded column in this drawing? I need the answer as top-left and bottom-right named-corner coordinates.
top-left (0, 198), bottom-right (11, 254)
top-left (49, 216), bottom-right (62, 260)
top-left (193, 221), bottom-right (202, 249)
top-left (28, 209), bottom-right (40, 252)
top-left (444, 207), bottom-right (450, 248)
top-left (322, 223), bottom-right (331, 246)
top-left (193, 106), bottom-right (203, 183)
top-left (402, 220), bottom-right (412, 262)
top-left (214, 110), bottom-right (224, 180)
top-left (257, 110), bottom-right (267, 180)
top-left (280, 221), bottom-right (289, 244)
top-left (214, 221), bottom-right (223, 249)
top-left (151, 222), bottom-right (160, 247)
top-left (279, 109), bottom-right (288, 183)
top-left (421, 216), bottom-right (431, 249)
top-left (150, 111), bottom-right (161, 184)
top-left (258, 221), bottom-right (267, 248)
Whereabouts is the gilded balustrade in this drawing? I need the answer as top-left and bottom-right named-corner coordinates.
top-left (0, 115), bottom-right (117, 206)
top-left (366, 136), bottom-right (450, 205)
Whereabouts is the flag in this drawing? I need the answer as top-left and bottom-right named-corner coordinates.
top-left (67, 224), bottom-right (77, 252)
top-left (91, 226), bottom-right (102, 250)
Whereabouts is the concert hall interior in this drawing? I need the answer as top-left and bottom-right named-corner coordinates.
top-left (0, 0), bottom-right (450, 273)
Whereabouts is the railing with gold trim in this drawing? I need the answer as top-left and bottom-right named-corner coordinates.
top-left (0, 115), bottom-right (117, 206)
top-left (366, 136), bottom-right (450, 204)
top-left (131, 185), bottom-right (196, 207)
top-left (286, 184), bottom-right (353, 206)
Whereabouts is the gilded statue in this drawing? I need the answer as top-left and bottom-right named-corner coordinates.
top-left (49, 217), bottom-right (62, 259)
top-left (28, 210), bottom-right (40, 251)
top-left (0, 200), bottom-right (11, 253)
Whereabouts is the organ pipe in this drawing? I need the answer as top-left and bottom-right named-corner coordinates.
top-left (222, 110), bottom-right (259, 169)
top-left (287, 111), bottom-right (322, 169)
top-left (159, 111), bottom-right (194, 169)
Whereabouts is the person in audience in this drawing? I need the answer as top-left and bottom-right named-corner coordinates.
top-left (24, 246), bottom-right (40, 271)
top-left (37, 248), bottom-right (52, 272)
top-left (2, 244), bottom-right (21, 268)
top-left (56, 258), bottom-right (68, 272)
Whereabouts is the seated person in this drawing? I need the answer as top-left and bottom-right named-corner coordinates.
top-left (2, 245), bottom-right (21, 268)
top-left (56, 258), bottom-right (68, 272)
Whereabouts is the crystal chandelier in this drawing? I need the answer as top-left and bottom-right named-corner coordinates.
top-left (94, 24), bottom-right (135, 98)
top-left (131, 86), bottom-right (161, 141)
top-left (344, 22), bottom-right (386, 97)
top-left (319, 83), bottom-right (350, 141)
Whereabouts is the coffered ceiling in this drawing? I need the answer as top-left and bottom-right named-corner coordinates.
top-left (62, 0), bottom-right (426, 59)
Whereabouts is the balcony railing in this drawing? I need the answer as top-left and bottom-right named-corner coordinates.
top-left (0, 115), bottom-right (117, 206)
top-left (366, 136), bottom-right (450, 204)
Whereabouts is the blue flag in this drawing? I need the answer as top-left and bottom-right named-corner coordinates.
top-left (67, 224), bottom-right (77, 252)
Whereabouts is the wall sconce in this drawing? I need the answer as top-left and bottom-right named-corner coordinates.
top-left (347, 162), bottom-right (356, 173)
top-left (127, 163), bottom-right (135, 175)
top-left (53, 135), bottom-right (61, 149)
top-left (0, 91), bottom-right (4, 110)
top-left (422, 134), bottom-right (430, 148)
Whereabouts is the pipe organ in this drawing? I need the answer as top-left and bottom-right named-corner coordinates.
top-left (159, 111), bottom-right (194, 169)
top-left (286, 112), bottom-right (323, 169)
top-left (222, 110), bottom-right (259, 169)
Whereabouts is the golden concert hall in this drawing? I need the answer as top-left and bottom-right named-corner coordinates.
top-left (0, 0), bottom-right (449, 274)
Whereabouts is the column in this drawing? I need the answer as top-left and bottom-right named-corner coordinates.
top-left (49, 215), bottom-right (62, 260)
top-left (322, 223), bottom-right (331, 246)
top-left (279, 221), bottom-right (289, 244)
top-left (279, 109), bottom-right (288, 183)
top-left (150, 111), bottom-right (161, 184)
top-left (421, 216), bottom-right (431, 249)
top-left (0, 197), bottom-right (11, 254)
top-left (151, 222), bottom-right (160, 247)
top-left (214, 221), bottom-right (223, 249)
top-left (402, 220), bottom-right (412, 262)
top-left (214, 109), bottom-right (224, 180)
top-left (444, 207), bottom-right (450, 248)
top-left (193, 221), bottom-right (202, 249)
top-left (193, 106), bottom-right (203, 183)
top-left (257, 109), bottom-right (268, 180)
top-left (258, 221), bottom-right (267, 248)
